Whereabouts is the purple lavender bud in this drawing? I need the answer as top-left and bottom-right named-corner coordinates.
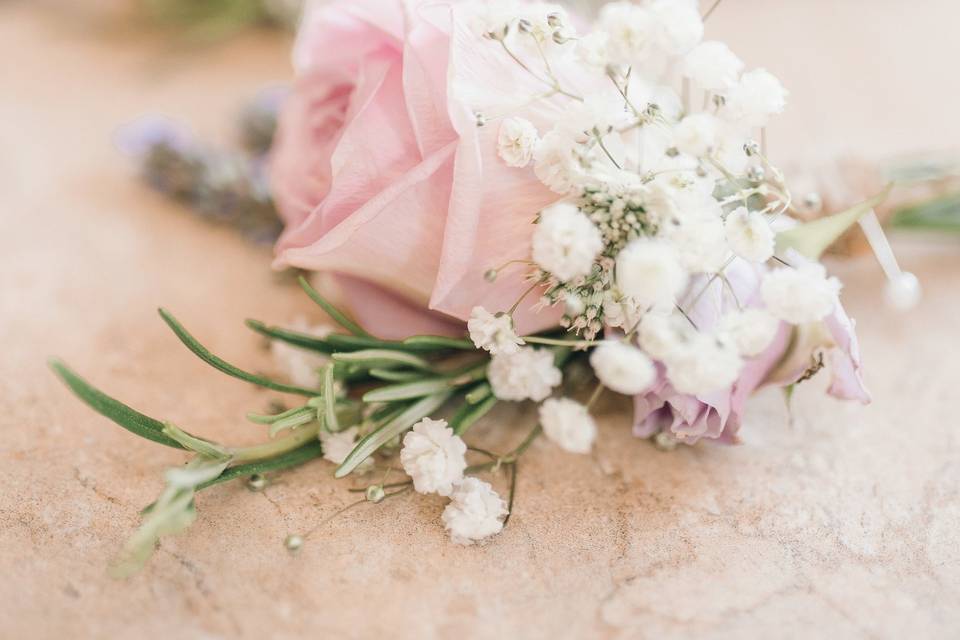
top-left (114, 115), bottom-right (194, 158)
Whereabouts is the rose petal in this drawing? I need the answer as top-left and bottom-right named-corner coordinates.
top-left (324, 273), bottom-right (465, 339)
top-left (824, 304), bottom-right (871, 404)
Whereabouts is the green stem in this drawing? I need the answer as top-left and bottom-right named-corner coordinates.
top-left (348, 480), bottom-right (412, 493)
top-left (522, 336), bottom-right (598, 348)
top-left (229, 422), bottom-right (321, 463)
top-left (702, 0), bottom-right (724, 21)
top-left (466, 424), bottom-right (544, 474)
top-left (503, 461), bottom-right (519, 527)
top-left (594, 131), bottom-right (623, 170)
top-left (468, 445), bottom-right (499, 461)
top-left (509, 424), bottom-right (542, 460)
top-left (197, 442), bottom-right (322, 491)
top-left (508, 278), bottom-right (545, 316)
top-left (586, 383), bottom-right (605, 409)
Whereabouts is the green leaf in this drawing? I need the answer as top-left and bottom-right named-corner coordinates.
top-left (330, 361), bottom-right (375, 383)
top-left (891, 192), bottom-right (960, 231)
top-left (366, 401), bottom-right (410, 426)
top-left (465, 383), bottom-right (492, 405)
top-left (775, 185), bottom-right (892, 259)
top-left (268, 407), bottom-right (316, 437)
top-left (246, 404), bottom-right (309, 425)
top-left (246, 320), bottom-right (475, 356)
top-left (335, 391), bottom-right (453, 478)
top-left (783, 384), bottom-right (796, 406)
top-left (450, 396), bottom-right (498, 435)
top-left (114, 429), bottom-right (329, 576)
top-left (551, 346), bottom-right (574, 368)
top-left (49, 359), bottom-right (185, 450)
top-left (131, 442), bottom-right (324, 575)
top-left (244, 319), bottom-right (336, 354)
top-left (158, 308), bottom-right (319, 397)
top-left (164, 457), bottom-right (232, 489)
top-left (113, 455), bottom-right (229, 578)
top-left (331, 349), bottom-right (433, 372)
top-left (322, 364), bottom-right (339, 433)
top-left (298, 276), bottom-right (370, 337)
top-left (368, 368), bottom-right (423, 382)
top-left (162, 422), bottom-right (231, 459)
top-left (362, 378), bottom-right (453, 403)
top-left (324, 334), bottom-right (437, 353)
top-left (402, 335), bottom-right (475, 350)
top-left (196, 441), bottom-right (323, 490)
top-left (446, 360), bottom-right (489, 385)
top-left (112, 486), bottom-right (197, 578)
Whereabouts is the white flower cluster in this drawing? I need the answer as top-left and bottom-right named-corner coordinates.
top-left (488, 346), bottom-right (562, 401)
top-left (468, 306), bottom-right (524, 355)
top-left (400, 418), bottom-right (468, 496)
top-left (538, 397), bottom-right (596, 454)
top-left (442, 478), bottom-right (508, 545)
top-left (398, 418), bottom-right (508, 545)
top-left (497, 117), bottom-right (539, 168)
top-left (531, 203), bottom-right (603, 282)
top-left (589, 341), bottom-right (656, 395)
top-left (478, 0), bottom-right (845, 398)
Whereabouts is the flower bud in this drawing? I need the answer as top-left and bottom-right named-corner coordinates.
top-left (799, 191), bottom-right (823, 214)
top-left (246, 473), bottom-right (266, 491)
top-left (654, 431), bottom-right (678, 451)
top-left (746, 165), bottom-right (765, 182)
top-left (564, 293), bottom-right (585, 316)
top-left (284, 534), bottom-right (304, 552)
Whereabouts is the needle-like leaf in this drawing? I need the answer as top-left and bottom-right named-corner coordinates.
top-left (402, 335), bottom-right (475, 350)
top-left (362, 378), bottom-right (454, 403)
top-left (244, 319), bottom-right (336, 353)
top-left (162, 422), bottom-right (231, 459)
top-left (298, 276), bottom-right (370, 337)
top-left (323, 334), bottom-right (437, 353)
top-left (159, 308), bottom-right (319, 397)
top-left (322, 364), bottom-right (339, 433)
top-left (892, 192), bottom-right (960, 231)
top-left (335, 392), bottom-right (453, 477)
top-left (450, 395), bottom-right (498, 435)
top-left (331, 349), bottom-right (433, 371)
top-left (49, 359), bottom-right (186, 450)
top-left (368, 368), bottom-right (423, 382)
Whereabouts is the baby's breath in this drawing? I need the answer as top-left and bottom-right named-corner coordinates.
top-left (580, 184), bottom-right (657, 256)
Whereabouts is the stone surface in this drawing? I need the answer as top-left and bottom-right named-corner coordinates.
top-left (2, 3), bottom-right (959, 638)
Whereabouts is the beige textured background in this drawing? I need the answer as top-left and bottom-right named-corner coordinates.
top-left (2, 2), bottom-right (959, 638)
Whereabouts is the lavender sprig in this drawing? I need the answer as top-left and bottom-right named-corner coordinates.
top-left (116, 93), bottom-right (285, 244)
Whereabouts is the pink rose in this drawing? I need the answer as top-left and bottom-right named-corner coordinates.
top-left (270, 0), bottom-right (568, 339)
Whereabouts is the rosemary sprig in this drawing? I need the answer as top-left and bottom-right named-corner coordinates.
top-left (51, 283), bottom-right (581, 576)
